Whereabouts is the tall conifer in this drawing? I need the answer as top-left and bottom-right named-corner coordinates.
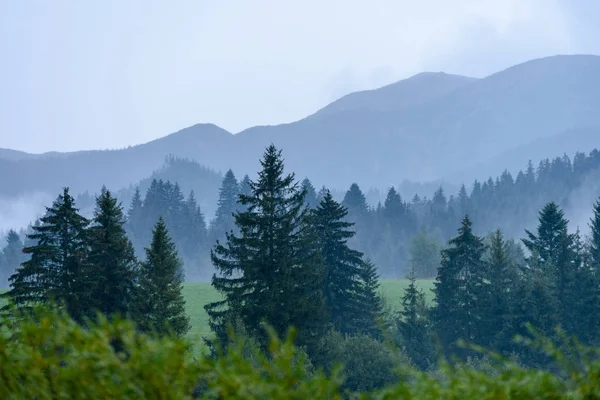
top-left (205, 145), bottom-right (326, 352)
top-left (4, 188), bottom-right (89, 320)
top-left (137, 218), bottom-right (190, 337)
top-left (87, 187), bottom-right (138, 319)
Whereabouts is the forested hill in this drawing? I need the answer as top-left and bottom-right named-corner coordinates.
top-left (62, 147), bottom-right (600, 281)
top-left (2, 54), bottom-right (600, 201)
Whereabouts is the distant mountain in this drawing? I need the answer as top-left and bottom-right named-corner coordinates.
top-left (312, 72), bottom-right (477, 116)
top-left (2, 54), bottom-right (600, 209)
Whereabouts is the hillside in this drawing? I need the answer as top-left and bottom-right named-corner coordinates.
top-left (1, 54), bottom-right (600, 208)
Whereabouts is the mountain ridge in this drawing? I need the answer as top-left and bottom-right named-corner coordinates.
top-left (1, 54), bottom-right (600, 200)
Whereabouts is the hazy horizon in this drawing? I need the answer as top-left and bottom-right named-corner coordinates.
top-left (1, 1), bottom-right (600, 153)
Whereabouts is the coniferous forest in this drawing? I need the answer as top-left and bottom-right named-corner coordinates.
top-left (2, 144), bottom-right (600, 396)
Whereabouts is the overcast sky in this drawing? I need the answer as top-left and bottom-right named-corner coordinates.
top-left (0, 0), bottom-right (599, 153)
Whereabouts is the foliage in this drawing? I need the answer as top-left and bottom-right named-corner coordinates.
top-left (205, 145), bottom-right (326, 354)
top-left (136, 218), bottom-right (190, 337)
top-left (3, 188), bottom-right (90, 321)
top-left (87, 187), bottom-right (138, 319)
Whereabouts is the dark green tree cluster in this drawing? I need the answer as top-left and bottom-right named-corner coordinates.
top-left (2, 187), bottom-right (189, 337)
top-left (205, 145), bottom-right (384, 361)
top-left (126, 179), bottom-right (209, 280)
top-left (397, 198), bottom-right (600, 369)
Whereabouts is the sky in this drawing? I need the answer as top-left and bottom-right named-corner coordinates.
top-left (0, 0), bottom-right (599, 153)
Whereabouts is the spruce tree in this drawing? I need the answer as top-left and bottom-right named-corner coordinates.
top-left (137, 218), bottom-right (190, 337)
top-left (398, 267), bottom-right (434, 370)
top-left (205, 145), bottom-right (326, 352)
top-left (302, 178), bottom-right (318, 209)
top-left (481, 229), bottom-right (517, 350)
top-left (0, 230), bottom-right (26, 289)
top-left (312, 190), bottom-right (364, 334)
top-left (87, 187), bottom-right (138, 319)
top-left (522, 202), bottom-right (578, 335)
top-left (4, 188), bottom-right (90, 319)
top-left (210, 170), bottom-right (239, 242)
top-left (589, 199), bottom-right (600, 266)
top-left (432, 215), bottom-right (487, 357)
top-left (180, 191), bottom-right (208, 277)
top-left (586, 199), bottom-right (600, 341)
top-left (522, 202), bottom-right (570, 268)
top-left (355, 259), bottom-right (384, 338)
top-left (126, 187), bottom-right (144, 255)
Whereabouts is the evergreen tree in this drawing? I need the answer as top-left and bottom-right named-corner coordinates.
top-left (180, 191), bottom-right (208, 278)
top-left (126, 187), bottom-right (144, 255)
top-left (522, 202), bottom-right (578, 334)
top-left (87, 187), bottom-right (138, 319)
top-left (205, 145), bottom-right (326, 352)
top-left (342, 183), bottom-right (369, 222)
top-left (589, 199), bottom-right (600, 266)
top-left (237, 174), bottom-right (252, 212)
top-left (481, 230), bottom-right (517, 350)
top-left (355, 259), bottom-right (384, 338)
top-left (302, 178), bottom-right (318, 209)
top-left (522, 202), bottom-right (570, 268)
top-left (210, 169), bottom-right (239, 242)
top-left (312, 190), bottom-right (364, 334)
top-left (432, 215), bottom-right (487, 357)
top-left (398, 267), bottom-right (434, 369)
top-left (0, 230), bottom-right (26, 289)
top-left (137, 218), bottom-right (190, 337)
top-left (4, 188), bottom-right (90, 320)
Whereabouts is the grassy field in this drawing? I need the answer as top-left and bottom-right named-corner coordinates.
top-left (182, 279), bottom-right (435, 344)
top-left (1, 279), bottom-right (435, 352)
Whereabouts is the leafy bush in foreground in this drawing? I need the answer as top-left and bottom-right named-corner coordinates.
top-left (2, 309), bottom-right (600, 399)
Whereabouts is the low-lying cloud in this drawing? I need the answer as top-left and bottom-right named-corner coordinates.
top-left (0, 192), bottom-right (53, 234)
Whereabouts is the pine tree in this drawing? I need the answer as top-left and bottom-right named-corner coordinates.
top-left (481, 229), bottom-right (517, 350)
top-left (205, 145), bottom-right (326, 352)
top-left (312, 190), bottom-right (364, 334)
top-left (302, 178), bottom-right (318, 209)
top-left (342, 183), bottom-right (369, 222)
top-left (0, 230), bottom-right (26, 289)
top-left (210, 170), bottom-right (239, 242)
top-left (398, 267), bottom-right (434, 369)
top-left (126, 187), bottom-right (144, 255)
top-left (3, 188), bottom-right (90, 320)
top-left (87, 187), bottom-right (138, 319)
top-left (522, 202), bottom-right (570, 268)
top-left (432, 215), bottom-right (487, 357)
top-left (586, 199), bottom-right (600, 341)
top-left (522, 202), bottom-right (578, 334)
top-left (237, 174), bottom-right (252, 212)
top-left (589, 199), bottom-right (600, 266)
top-left (355, 259), bottom-right (384, 338)
top-left (137, 218), bottom-right (190, 337)
top-left (180, 191), bottom-right (208, 278)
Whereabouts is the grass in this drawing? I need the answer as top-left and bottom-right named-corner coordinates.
top-left (182, 279), bottom-right (436, 347)
top-left (2, 279), bottom-right (436, 352)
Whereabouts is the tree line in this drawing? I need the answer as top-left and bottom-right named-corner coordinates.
top-left (1, 187), bottom-right (190, 337)
top-left (2, 145), bottom-right (600, 392)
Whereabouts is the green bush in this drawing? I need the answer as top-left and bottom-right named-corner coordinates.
top-left (2, 309), bottom-right (600, 399)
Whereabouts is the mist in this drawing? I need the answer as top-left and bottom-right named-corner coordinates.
top-left (0, 192), bottom-right (52, 234)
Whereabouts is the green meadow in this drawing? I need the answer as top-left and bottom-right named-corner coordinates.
top-left (1, 279), bottom-right (435, 351)
top-left (182, 279), bottom-right (435, 344)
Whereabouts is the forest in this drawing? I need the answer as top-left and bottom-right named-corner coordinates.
top-left (2, 144), bottom-right (600, 397)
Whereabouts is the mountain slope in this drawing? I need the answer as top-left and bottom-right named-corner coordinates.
top-left (311, 72), bottom-right (477, 116)
top-left (2, 54), bottom-right (600, 199)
